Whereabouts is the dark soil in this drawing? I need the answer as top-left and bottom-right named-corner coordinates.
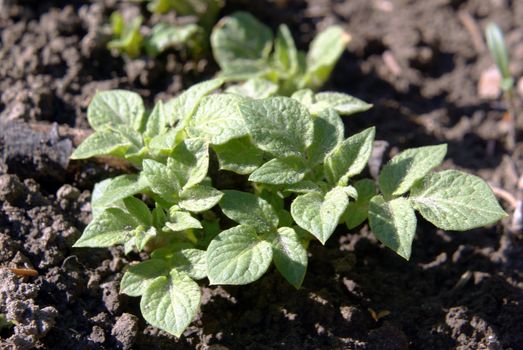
top-left (1, 0), bottom-right (523, 349)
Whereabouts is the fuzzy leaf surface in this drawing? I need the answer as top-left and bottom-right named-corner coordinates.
top-left (165, 211), bottom-right (202, 231)
top-left (410, 170), bottom-right (507, 230)
top-left (369, 196), bottom-right (417, 260)
top-left (120, 259), bottom-right (170, 297)
top-left (379, 144), bottom-right (447, 198)
top-left (179, 185), bottom-right (223, 213)
top-left (290, 186), bottom-right (349, 244)
top-left (213, 136), bottom-right (265, 174)
top-left (87, 90), bottom-right (145, 131)
top-left (140, 269), bottom-right (201, 337)
top-left (70, 130), bottom-right (132, 159)
top-left (324, 127), bottom-right (375, 185)
top-left (220, 190), bottom-right (279, 232)
top-left (307, 108), bottom-right (344, 165)
top-left (310, 92), bottom-right (372, 116)
top-left (249, 157), bottom-right (307, 185)
top-left (74, 208), bottom-right (138, 247)
top-left (206, 225), bottom-right (273, 285)
top-left (344, 179), bottom-right (377, 229)
top-left (271, 227), bottom-right (307, 288)
top-left (239, 97), bottom-right (314, 158)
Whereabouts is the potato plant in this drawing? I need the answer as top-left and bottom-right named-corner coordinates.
top-left (211, 12), bottom-right (350, 95)
top-left (71, 79), bottom-right (506, 337)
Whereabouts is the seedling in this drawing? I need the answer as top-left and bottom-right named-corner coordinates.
top-left (71, 79), bottom-right (506, 337)
top-left (211, 12), bottom-right (350, 95)
top-left (108, 11), bottom-right (203, 58)
top-left (485, 22), bottom-right (517, 149)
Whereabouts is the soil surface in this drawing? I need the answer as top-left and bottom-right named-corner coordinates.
top-left (1, 0), bottom-right (523, 349)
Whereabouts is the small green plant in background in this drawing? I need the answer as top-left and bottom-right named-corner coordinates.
top-left (71, 78), bottom-right (506, 336)
top-left (107, 0), bottom-right (223, 58)
top-left (211, 11), bottom-right (350, 96)
top-left (485, 22), bottom-right (518, 149)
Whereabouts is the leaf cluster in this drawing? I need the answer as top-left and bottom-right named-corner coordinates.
top-left (107, 0), bottom-right (223, 58)
top-left (71, 79), bottom-right (506, 337)
top-left (211, 11), bottom-right (350, 95)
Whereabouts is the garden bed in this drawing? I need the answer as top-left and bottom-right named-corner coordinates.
top-left (1, 0), bottom-right (522, 349)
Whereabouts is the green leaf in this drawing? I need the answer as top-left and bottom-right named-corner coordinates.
top-left (87, 90), bottom-right (145, 132)
top-left (344, 179), bottom-right (377, 229)
top-left (485, 23), bottom-right (512, 86)
top-left (217, 60), bottom-right (272, 81)
top-left (291, 89), bottom-right (314, 108)
top-left (148, 127), bottom-right (182, 155)
top-left (164, 78), bottom-right (224, 125)
top-left (94, 174), bottom-right (149, 208)
top-left (187, 94), bottom-right (247, 145)
top-left (144, 101), bottom-right (167, 139)
top-left (324, 127), bottom-right (375, 185)
top-left (379, 144), bottom-right (447, 198)
top-left (145, 23), bottom-right (200, 56)
top-left (271, 227), bottom-right (307, 289)
top-left (91, 179), bottom-right (123, 218)
top-left (307, 108), bottom-right (344, 165)
top-left (170, 249), bottom-right (207, 280)
top-left (220, 190), bottom-right (279, 233)
top-left (410, 170), bottom-right (507, 230)
top-left (213, 136), bottom-right (265, 174)
top-left (225, 78), bottom-right (278, 99)
top-left (70, 130), bottom-right (132, 159)
top-left (273, 24), bottom-right (298, 75)
top-left (120, 259), bottom-right (170, 297)
top-left (249, 157), bottom-right (307, 185)
top-left (143, 159), bottom-right (181, 200)
top-left (310, 92), bottom-right (372, 116)
top-left (140, 269), bottom-right (201, 337)
top-left (73, 208), bottom-right (138, 247)
top-left (283, 180), bottom-right (323, 194)
top-left (170, 138), bottom-right (210, 189)
top-left (368, 196), bottom-right (417, 260)
top-left (108, 14), bottom-right (143, 58)
top-left (165, 211), bottom-right (202, 231)
top-left (123, 197), bottom-right (152, 226)
top-left (239, 97), bottom-right (314, 158)
top-left (290, 186), bottom-right (349, 244)
top-left (302, 26), bottom-right (349, 90)
top-left (179, 185), bottom-right (223, 213)
top-left (211, 11), bottom-right (273, 71)
top-left (206, 225), bottom-right (273, 285)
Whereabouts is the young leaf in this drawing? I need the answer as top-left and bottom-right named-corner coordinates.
top-left (123, 197), bottom-right (152, 226)
top-left (169, 139), bottom-right (210, 189)
top-left (249, 157), bottom-right (307, 185)
top-left (70, 130), bottom-right (132, 159)
top-left (344, 179), bottom-right (377, 229)
top-left (225, 78), bottom-right (278, 99)
top-left (144, 101), bottom-right (167, 139)
top-left (148, 128), bottom-right (181, 155)
top-left (206, 225), bottom-right (273, 285)
top-left (368, 196), bottom-right (417, 260)
top-left (143, 159), bottom-right (181, 200)
top-left (87, 90), bottom-right (145, 132)
top-left (211, 11), bottom-right (273, 71)
top-left (165, 211), bottom-right (202, 232)
top-left (178, 185), bottom-right (223, 213)
top-left (324, 127), bottom-right (375, 185)
top-left (145, 23), bottom-right (200, 56)
top-left (213, 136), bottom-right (265, 174)
top-left (140, 269), bottom-right (201, 337)
top-left (303, 26), bottom-right (349, 90)
top-left (273, 24), bottom-right (298, 75)
top-left (290, 186), bottom-right (349, 244)
top-left (120, 259), bottom-right (170, 297)
top-left (170, 249), bottom-right (207, 280)
top-left (239, 97), bottom-right (314, 158)
top-left (220, 190), bottom-right (279, 233)
top-left (164, 78), bottom-right (224, 126)
top-left (291, 89), bottom-right (314, 108)
top-left (108, 14), bottom-right (143, 58)
top-left (307, 108), bottom-right (344, 165)
top-left (73, 208), bottom-right (138, 247)
top-left (187, 94), bottom-right (247, 144)
top-left (410, 170), bottom-right (507, 230)
top-left (93, 174), bottom-right (149, 209)
top-left (310, 92), bottom-right (372, 116)
top-left (271, 227), bottom-right (307, 289)
top-left (379, 144), bottom-right (447, 198)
